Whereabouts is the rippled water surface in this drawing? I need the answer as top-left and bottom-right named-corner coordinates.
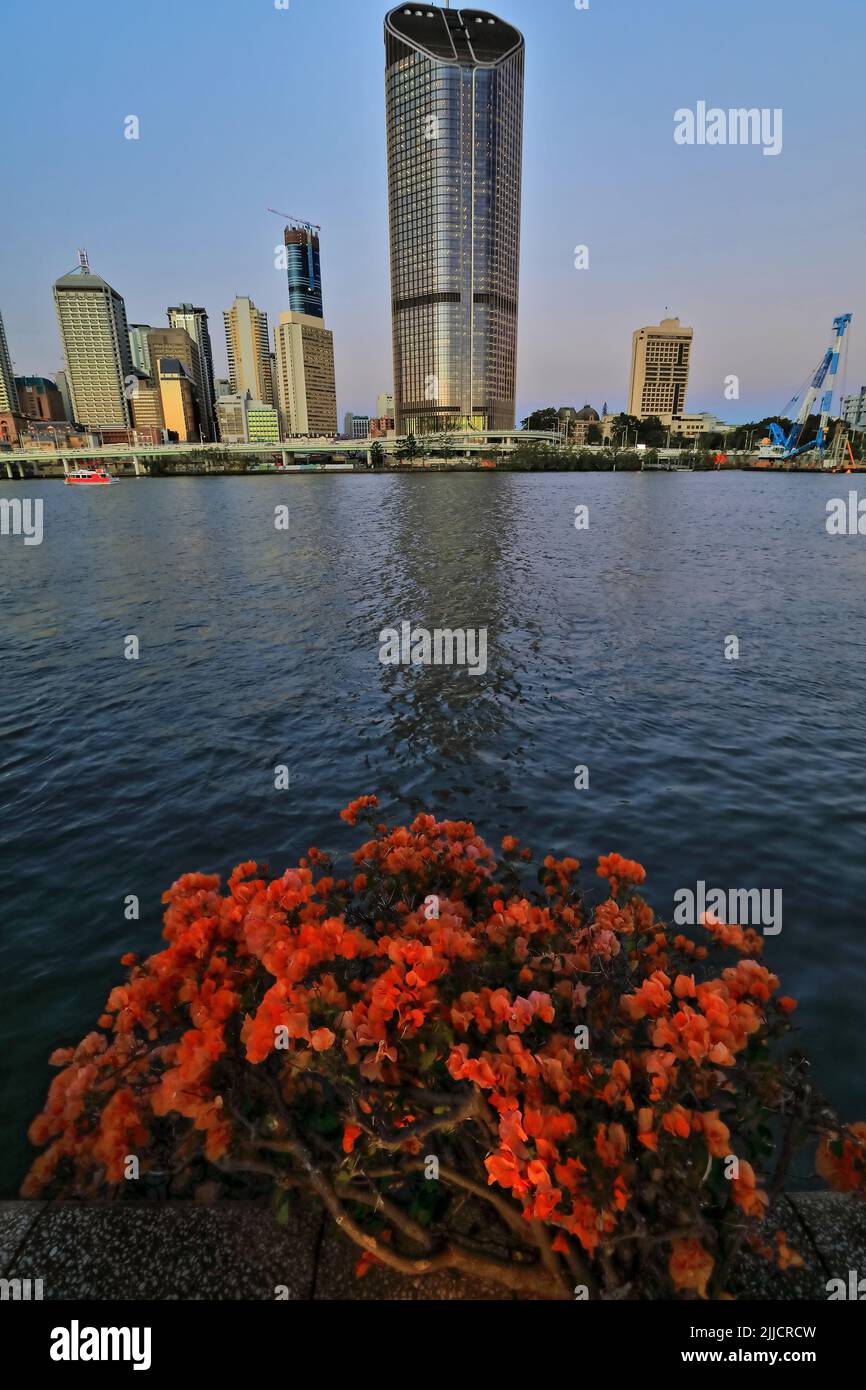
top-left (1, 472), bottom-right (865, 1192)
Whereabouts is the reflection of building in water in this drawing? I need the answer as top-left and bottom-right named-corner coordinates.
top-left (371, 474), bottom-right (524, 806)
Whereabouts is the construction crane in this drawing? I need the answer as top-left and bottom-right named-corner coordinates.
top-left (266, 208), bottom-right (321, 234)
top-left (760, 313), bottom-right (853, 464)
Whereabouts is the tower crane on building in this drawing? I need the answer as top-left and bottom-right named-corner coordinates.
top-left (759, 313), bottom-right (853, 465)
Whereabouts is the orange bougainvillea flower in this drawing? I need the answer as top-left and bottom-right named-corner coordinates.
top-left (698, 1110), bottom-right (731, 1160)
top-left (669, 1238), bottom-right (714, 1299)
top-left (731, 1160), bottom-right (769, 1218)
top-left (354, 1229), bottom-right (391, 1278)
top-left (342, 1122), bottom-right (362, 1154)
top-left (816, 1123), bottom-right (866, 1193)
top-left (775, 1230), bottom-right (805, 1272)
top-left (340, 795), bottom-right (379, 826)
top-left (597, 853), bottom-right (646, 895)
top-left (20, 799), bottom-right (865, 1303)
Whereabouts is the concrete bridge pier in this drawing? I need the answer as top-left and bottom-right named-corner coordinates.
top-left (131, 456), bottom-right (143, 476)
top-left (281, 451), bottom-right (289, 469)
top-left (3, 461), bottom-right (12, 480)
top-left (62, 458), bottom-right (70, 476)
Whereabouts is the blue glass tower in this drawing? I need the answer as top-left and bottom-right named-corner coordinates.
top-left (284, 223), bottom-right (323, 320)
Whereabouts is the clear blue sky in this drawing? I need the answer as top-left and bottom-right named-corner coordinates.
top-left (2, 0), bottom-right (864, 424)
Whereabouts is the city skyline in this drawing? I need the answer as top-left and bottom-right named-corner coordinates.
top-left (2, 0), bottom-right (865, 425)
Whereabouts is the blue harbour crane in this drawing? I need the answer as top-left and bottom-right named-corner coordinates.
top-left (760, 313), bottom-right (853, 464)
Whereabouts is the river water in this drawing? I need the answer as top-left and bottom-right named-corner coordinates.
top-left (1, 471), bottom-right (864, 1192)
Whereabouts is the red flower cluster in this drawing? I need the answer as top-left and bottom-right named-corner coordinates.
top-left (23, 801), bottom-right (862, 1300)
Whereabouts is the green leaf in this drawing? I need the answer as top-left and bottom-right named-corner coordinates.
top-left (274, 1190), bottom-right (291, 1227)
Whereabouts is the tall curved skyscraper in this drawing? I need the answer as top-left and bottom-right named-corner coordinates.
top-left (384, 5), bottom-right (524, 436)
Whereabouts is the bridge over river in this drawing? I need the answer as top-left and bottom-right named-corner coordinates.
top-left (2, 430), bottom-right (559, 478)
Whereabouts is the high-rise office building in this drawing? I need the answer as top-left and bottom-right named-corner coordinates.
top-left (147, 327), bottom-right (206, 441)
top-left (384, 5), bottom-right (524, 435)
top-left (273, 311), bottom-right (337, 437)
top-left (129, 372), bottom-right (165, 444)
top-left (376, 391), bottom-right (395, 420)
top-left (0, 308), bottom-right (22, 444)
top-left (129, 324), bottom-right (155, 376)
top-left (54, 369), bottom-right (74, 423)
top-left (0, 308), bottom-right (20, 416)
top-left (628, 316), bottom-right (693, 423)
top-left (273, 218), bottom-right (338, 437)
top-left (15, 377), bottom-right (66, 421)
top-left (223, 297), bottom-right (274, 406)
top-left (167, 304), bottom-right (217, 439)
top-left (282, 222), bottom-right (324, 320)
top-left (53, 251), bottom-right (133, 429)
top-left (154, 357), bottom-right (197, 442)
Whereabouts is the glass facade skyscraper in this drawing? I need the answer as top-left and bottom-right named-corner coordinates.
top-left (283, 223), bottom-right (324, 320)
top-left (384, 5), bottom-right (524, 436)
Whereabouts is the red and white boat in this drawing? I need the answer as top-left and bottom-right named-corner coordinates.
top-left (64, 467), bottom-right (118, 486)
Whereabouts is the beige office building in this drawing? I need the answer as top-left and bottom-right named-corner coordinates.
top-left (273, 311), bottom-right (337, 437)
top-left (216, 393), bottom-right (249, 445)
top-left (155, 357), bottom-right (197, 441)
top-left (628, 317), bottom-right (693, 423)
top-left (146, 328), bottom-right (206, 439)
top-left (223, 297), bottom-right (273, 406)
top-left (129, 373), bottom-right (165, 441)
top-left (53, 252), bottom-right (133, 429)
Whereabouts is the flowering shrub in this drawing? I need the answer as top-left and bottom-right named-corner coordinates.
top-left (24, 799), bottom-right (866, 1299)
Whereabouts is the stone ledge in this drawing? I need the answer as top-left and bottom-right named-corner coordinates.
top-left (732, 1193), bottom-right (866, 1300)
top-left (1, 1194), bottom-right (863, 1301)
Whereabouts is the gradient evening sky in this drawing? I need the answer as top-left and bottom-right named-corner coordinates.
top-left (2, 0), bottom-right (864, 424)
